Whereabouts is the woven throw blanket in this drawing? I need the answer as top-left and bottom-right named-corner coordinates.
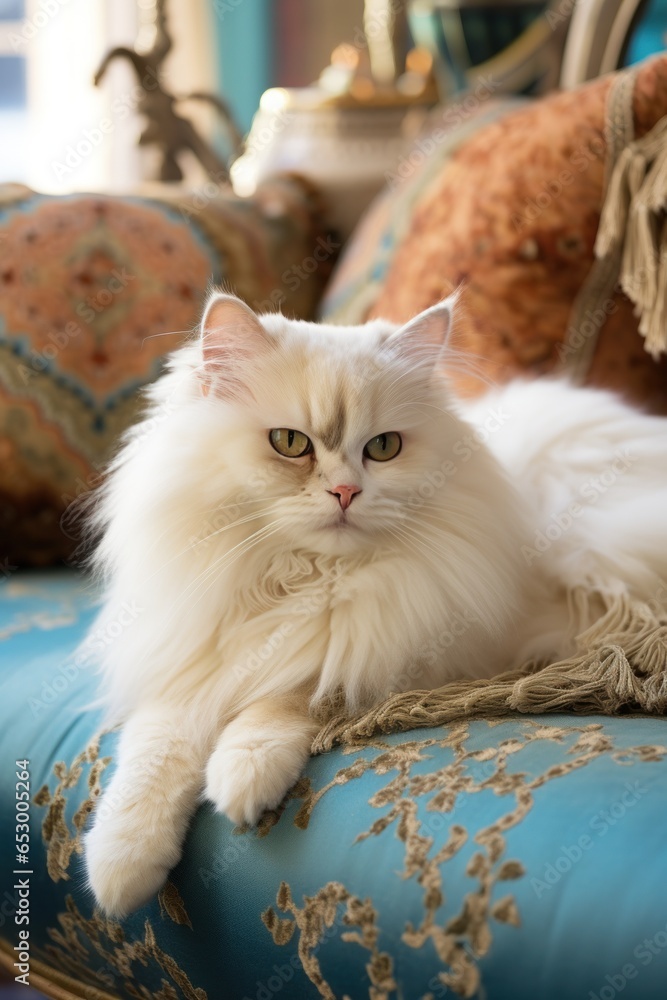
top-left (314, 590), bottom-right (667, 751)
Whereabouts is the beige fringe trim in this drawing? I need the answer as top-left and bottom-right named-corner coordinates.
top-left (561, 66), bottom-right (637, 382)
top-left (313, 591), bottom-right (667, 752)
top-left (596, 112), bottom-right (667, 359)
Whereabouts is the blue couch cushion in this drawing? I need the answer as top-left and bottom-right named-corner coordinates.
top-left (1, 570), bottom-right (667, 999)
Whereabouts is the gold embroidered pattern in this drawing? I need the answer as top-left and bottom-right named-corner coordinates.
top-left (30, 712), bottom-right (667, 999)
top-left (33, 736), bottom-right (205, 1000)
top-left (263, 882), bottom-right (396, 1000)
top-left (158, 882), bottom-right (193, 930)
top-left (44, 895), bottom-right (207, 1000)
top-left (34, 734), bottom-right (111, 882)
top-left (264, 720), bottom-right (667, 998)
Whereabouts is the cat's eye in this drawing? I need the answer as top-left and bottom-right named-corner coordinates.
top-left (269, 428), bottom-right (313, 458)
top-left (364, 432), bottom-right (402, 462)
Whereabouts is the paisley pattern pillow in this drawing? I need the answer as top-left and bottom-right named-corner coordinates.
top-left (0, 178), bottom-right (332, 567)
top-left (321, 55), bottom-right (667, 414)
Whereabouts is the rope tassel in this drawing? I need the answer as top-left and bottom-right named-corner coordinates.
top-left (313, 591), bottom-right (667, 752)
top-left (595, 114), bottom-right (667, 359)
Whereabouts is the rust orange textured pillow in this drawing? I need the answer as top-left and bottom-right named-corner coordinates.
top-left (340, 56), bottom-right (667, 412)
top-left (0, 179), bottom-right (331, 566)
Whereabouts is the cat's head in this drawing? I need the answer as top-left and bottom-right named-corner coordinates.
top-left (193, 291), bottom-right (468, 556)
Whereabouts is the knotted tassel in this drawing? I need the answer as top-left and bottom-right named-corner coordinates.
top-left (595, 114), bottom-right (667, 359)
top-left (313, 589), bottom-right (667, 752)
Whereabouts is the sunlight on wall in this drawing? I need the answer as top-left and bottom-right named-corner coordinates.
top-left (25, 0), bottom-right (138, 193)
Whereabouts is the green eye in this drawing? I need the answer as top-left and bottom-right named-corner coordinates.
top-left (269, 428), bottom-right (313, 458)
top-left (364, 432), bottom-right (402, 462)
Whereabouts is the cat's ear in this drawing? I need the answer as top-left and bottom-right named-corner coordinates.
top-left (199, 292), bottom-right (271, 397)
top-left (388, 296), bottom-right (455, 365)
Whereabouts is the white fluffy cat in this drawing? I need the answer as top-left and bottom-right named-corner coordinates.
top-left (84, 291), bottom-right (667, 916)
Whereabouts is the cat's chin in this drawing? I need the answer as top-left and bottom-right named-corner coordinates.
top-left (297, 522), bottom-right (370, 557)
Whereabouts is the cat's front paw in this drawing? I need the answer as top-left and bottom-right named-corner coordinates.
top-left (205, 742), bottom-right (303, 827)
top-left (85, 819), bottom-right (175, 918)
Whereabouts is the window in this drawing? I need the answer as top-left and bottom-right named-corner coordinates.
top-left (0, 0), bottom-right (141, 192)
top-left (0, 0), bottom-right (28, 184)
top-left (0, 0), bottom-right (223, 193)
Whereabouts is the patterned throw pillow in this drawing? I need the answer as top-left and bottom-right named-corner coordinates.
top-left (0, 178), bottom-right (332, 566)
top-left (321, 55), bottom-right (667, 414)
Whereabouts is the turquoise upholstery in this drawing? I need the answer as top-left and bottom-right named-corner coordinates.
top-left (2, 571), bottom-right (667, 999)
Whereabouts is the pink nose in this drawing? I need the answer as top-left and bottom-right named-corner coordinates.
top-left (328, 484), bottom-right (362, 511)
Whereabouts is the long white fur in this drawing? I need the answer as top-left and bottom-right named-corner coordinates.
top-left (84, 292), bottom-right (667, 916)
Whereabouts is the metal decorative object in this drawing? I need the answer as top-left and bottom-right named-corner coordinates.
top-left (408, 0), bottom-right (570, 97)
top-left (363, 0), bottom-right (409, 84)
top-left (94, 0), bottom-right (242, 182)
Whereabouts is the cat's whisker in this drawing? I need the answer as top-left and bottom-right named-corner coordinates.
top-left (445, 343), bottom-right (494, 366)
top-left (121, 495), bottom-right (255, 552)
top-left (373, 396), bottom-right (464, 429)
top-left (383, 525), bottom-right (435, 563)
top-left (390, 528), bottom-right (471, 581)
top-left (177, 519), bottom-right (291, 617)
top-left (162, 533), bottom-right (274, 622)
top-left (141, 329), bottom-right (196, 348)
top-left (211, 495), bottom-right (288, 512)
top-left (386, 522), bottom-right (445, 563)
top-left (183, 518), bottom-right (288, 638)
top-left (444, 348), bottom-right (497, 371)
top-left (193, 508), bottom-right (282, 546)
top-left (393, 400), bottom-right (464, 422)
top-left (108, 519), bottom-right (290, 694)
top-left (442, 360), bottom-right (501, 392)
top-left (103, 512), bottom-right (260, 586)
top-left (186, 520), bottom-right (286, 591)
top-left (390, 512), bottom-right (476, 554)
top-left (374, 359), bottom-right (437, 401)
top-left (122, 500), bottom-right (290, 582)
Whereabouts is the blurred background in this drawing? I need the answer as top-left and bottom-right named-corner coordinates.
top-left (1, 0), bottom-right (666, 208)
top-left (0, 2), bottom-right (666, 995)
